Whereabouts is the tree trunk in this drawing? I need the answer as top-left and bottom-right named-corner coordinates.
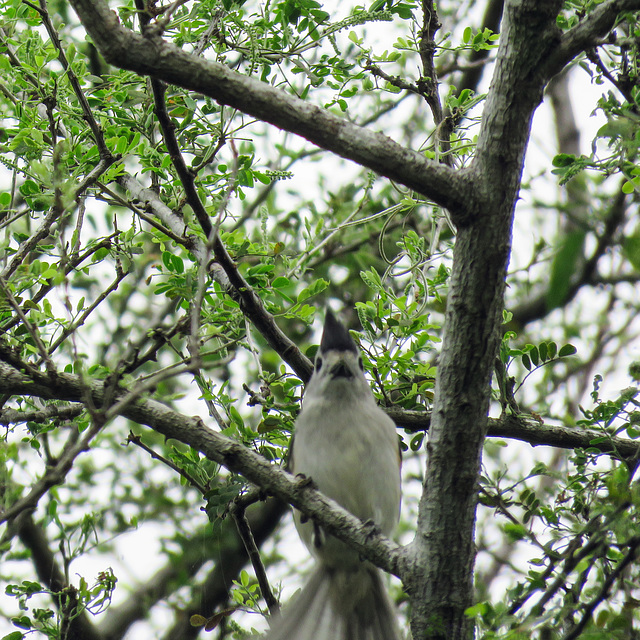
top-left (407, 3), bottom-right (563, 638)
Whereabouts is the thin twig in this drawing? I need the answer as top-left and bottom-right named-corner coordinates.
top-left (31, 0), bottom-right (111, 157)
top-left (562, 537), bottom-right (640, 640)
top-left (45, 263), bottom-right (129, 358)
top-left (0, 419), bottom-right (104, 525)
top-left (364, 61), bottom-right (422, 95)
top-left (1, 208), bottom-right (62, 279)
top-left (0, 276), bottom-right (57, 375)
top-left (126, 431), bottom-right (208, 495)
top-left (229, 499), bottom-right (280, 616)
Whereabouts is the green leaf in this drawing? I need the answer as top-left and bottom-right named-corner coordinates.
top-left (9, 618), bottom-right (31, 631)
top-left (297, 278), bottom-right (328, 303)
top-left (19, 179), bottom-right (39, 195)
top-left (546, 230), bottom-right (586, 310)
top-left (622, 180), bottom-right (636, 194)
top-left (229, 405), bottom-right (244, 428)
top-left (41, 268), bottom-right (58, 280)
top-left (622, 233), bottom-right (640, 270)
top-left (538, 342), bottom-right (547, 362)
top-left (360, 268), bottom-right (383, 292)
top-left (552, 153), bottom-right (576, 167)
top-left (258, 416), bottom-right (281, 433)
top-left (410, 433), bottom-right (424, 451)
top-left (558, 344), bottom-right (577, 357)
top-left (465, 602), bottom-right (491, 618)
top-left (503, 522), bottom-right (528, 541)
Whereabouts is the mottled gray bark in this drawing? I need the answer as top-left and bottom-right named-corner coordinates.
top-left (0, 361), bottom-right (406, 577)
top-left (407, 3), bottom-right (563, 638)
top-left (67, 0), bottom-right (474, 219)
top-left (403, 1), bottom-right (640, 637)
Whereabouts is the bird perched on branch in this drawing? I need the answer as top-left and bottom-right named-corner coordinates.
top-left (265, 309), bottom-right (402, 640)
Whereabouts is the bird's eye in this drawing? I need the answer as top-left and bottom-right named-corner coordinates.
top-left (358, 357), bottom-right (364, 371)
top-left (315, 356), bottom-right (323, 372)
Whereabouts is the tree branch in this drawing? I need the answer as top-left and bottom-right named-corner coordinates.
top-left (97, 498), bottom-right (285, 640)
top-left (544, 0), bottom-right (640, 79)
top-left (157, 498), bottom-right (287, 640)
top-left (562, 536), bottom-right (640, 640)
top-left (409, 3), bottom-right (564, 638)
top-left (0, 419), bottom-right (104, 526)
top-left (0, 403), bottom-right (84, 426)
top-left (117, 172), bottom-right (314, 382)
top-left (229, 499), bottom-right (280, 616)
top-left (510, 187), bottom-right (628, 328)
top-left (66, 0), bottom-right (474, 220)
top-left (13, 512), bottom-right (103, 640)
top-left (386, 407), bottom-right (640, 462)
top-left (0, 361), bottom-right (407, 581)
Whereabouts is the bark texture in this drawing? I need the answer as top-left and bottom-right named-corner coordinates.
top-left (407, 3), bottom-right (564, 638)
top-left (67, 0), bottom-right (474, 218)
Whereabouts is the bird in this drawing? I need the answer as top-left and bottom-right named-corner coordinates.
top-left (264, 309), bottom-right (402, 640)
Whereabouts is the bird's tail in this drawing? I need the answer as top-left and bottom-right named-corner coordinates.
top-left (263, 564), bottom-right (401, 640)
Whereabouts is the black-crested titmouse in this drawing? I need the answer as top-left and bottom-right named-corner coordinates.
top-left (265, 310), bottom-right (402, 640)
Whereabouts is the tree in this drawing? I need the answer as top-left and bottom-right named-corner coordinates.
top-left (1, 0), bottom-right (640, 638)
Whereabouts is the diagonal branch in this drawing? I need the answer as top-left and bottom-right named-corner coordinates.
top-left (97, 499), bottom-right (285, 640)
top-left (510, 187), bottom-right (628, 327)
top-left (544, 0), bottom-right (640, 79)
top-left (11, 512), bottom-right (103, 640)
top-left (117, 173), bottom-right (314, 382)
top-left (0, 419), bottom-right (104, 526)
top-left (2, 355), bottom-right (639, 591)
top-left (0, 360), bottom-right (407, 581)
top-left (157, 498), bottom-right (287, 640)
top-left (66, 0), bottom-right (474, 222)
top-left (562, 536), bottom-right (640, 640)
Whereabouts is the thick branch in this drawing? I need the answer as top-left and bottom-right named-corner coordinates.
top-left (0, 361), bottom-right (406, 581)
top-left (386, 407), bottom-right (640, 461)
top-left (66, 0), bottom-right (474, 220)
top-left (544, 0), bottom-right (640, 79)
top-left (410, 3), bottom-right (564, 639)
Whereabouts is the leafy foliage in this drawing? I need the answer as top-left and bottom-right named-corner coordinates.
top-left (1, 0), bottom-right (640, 639)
